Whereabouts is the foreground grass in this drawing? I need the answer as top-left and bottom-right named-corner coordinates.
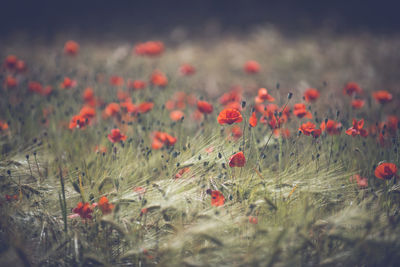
top-left (0, 27), bottom-right (399, 266)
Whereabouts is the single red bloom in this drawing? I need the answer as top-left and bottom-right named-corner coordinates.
top-left (108, 128), bottom-right (127, 143)
top-left (293, 103), bottom-right (312, 119)
top-left (28, 81), bottom-right (43, 94)
top-left (210, 190), bottom-right (225, 207)
top-left (151, 131), bottom-right (177, 149)
top-left (179, 64), bottom-right (196, 75)
top-left (219, 89), bottom-right (242, 105)
top-left (104, 103), bottom-right (120, 117)
top-left (346, 119), bottom-right (368, 137)
top-left (218, 108), bottom-right (243, 125)
top-left (120, 101), bottom-right (137, 114)
top-left (351, 99), bottom-right (365, 109)
top-left (229, 151), bottom-right (246, 167)
top-left (72, 202), bottom-right (93, 219)
top-left (343, 82), bottom-right (362, 96)
top-left (170, 110), bottom-right (184, 121)
top-left (197, 100), bottom-right (213, 114)
top-left (5, 75), bottom-right (17, 89)
top-left (304, 88), bottom-right (320, 102)
top-left (0, 120), bottom-right (9, 131)
top-left (375, 163), bottom-right (397, 180)
top-left (69, 115), bottom-right (87, 129)
top-left (350, 174), bottom-right (368, 189)
top-left (244, 60), bottom-right (260, 74)
top-left (64, 40), bottom-right (79, 56)
top-left (299, 121), bottom-right (317, 136)
top-left (373, 90), bottom-right (393, 104)
top-left (60, 77), bottom-right (77, 89)
top-left (150, 70), bottom-right (168, 87)
top-left (256, 88), bottom-right (275, 102)
top-left (128, 80), bottom-right (147, 90)
top-left (98, 196), bottom-right (114, 215)
top-left (137, 102), bottom-right (154, 113)
top-left (110, 76), bottom-right (124, 87)
top-left (249, 112), bottom-right (258, 127)
top-left (79, 106), bottom-right (96, 120)
top-left (320, 120), bottom-right (342, 135)
top-left (134, 41), bottom-right (164, 56)
top-left (249, 216), bottom-right (258, 224)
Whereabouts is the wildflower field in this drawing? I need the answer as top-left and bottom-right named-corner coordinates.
top-left (1, 28), bottom-right (400, 266)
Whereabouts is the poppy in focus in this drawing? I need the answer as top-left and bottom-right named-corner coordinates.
top-left (229, 151), bottom-right (246, 167)
top-left (207, 189), bottom-right (225, 207)
top-left (218, 108), bottom-right (243, 125)
top-left (346, 119), bottom-right (368, 137)
top-left (374, 163), bottom-right (397, 180)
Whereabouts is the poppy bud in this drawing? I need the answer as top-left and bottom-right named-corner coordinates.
top-left (206, 189), bottom-right (212, 195)
top-left (336, 110), bottom-right (340, 117)
top-left (287, 92), bottom-right (293, 99)
top-left (242, 101), bottom-right (246, 108)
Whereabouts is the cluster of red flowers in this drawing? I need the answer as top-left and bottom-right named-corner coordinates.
top-left (72, 202), bottom-right (94, 219)
top-left (345, 119), bottom-right (368, 137)
top-left (3, 54), bottom-right (27, 73)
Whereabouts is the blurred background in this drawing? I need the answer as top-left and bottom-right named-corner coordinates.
top-left (1, 0), bottom-right (399, 40)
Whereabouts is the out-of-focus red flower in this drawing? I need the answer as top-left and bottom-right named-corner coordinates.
top-left (94, 145), bottom-right (107, 154)
top-left (150, 70), bottom-right (168, 87)
top-left (4, 55), bottom-right (17, 70)
top-left (151, 131), bottom-right (177, 149)
top-left (79, 106), bottom-right (96, 120)
top-left (16, 60), bottom-right (27, 73)
top-left (60, 77), bottom-right (77, 89)
top-left (197, 100), bottom-right (213, 114)
top-left (229, 151), bottom-right (246, 167)
top-left (256, 88), bottom-right (275, 103)
top-left (346, 119), bottom-right (368, 137)
top-left (104, 103), bottom-right (120, 118)
top-left (230, 125), bottom-right (243, 140)
top-left (373, 90), bottom-right (393, 104)
top-left (120, 100), bottom-right (137, 114)
top-left (273, 128), bottom-right (291, 138)
top-left (351, 99), bottom-right (365, 109)
top-left (343, 82), bottom-right (362, 96)
top-left (40, 86), bottom-right (53, 96)
top-left (299, 121), bottom-right (320, 136)
top-left (128, 79), bottom-right (146, 90)
top-left (304, 88), bottom-right (320, 102)
top-left (249, 216), bottom-right (258, 224)
top-left (69, 115), bottom-right (87, 129)
top-left (374, 162), bottom-right (397, 180)
top-left (72, 202), bottom-right (93, 219)
top-left (64, 40), bottom-right (79, 56)
top-left (350, 174), bottom-right (368, 189)
top-left (218, 108), bottom-right (243, 125)
top-left (98, 196), bottom-right (114, 215)
top-left (108, 128), bottom-right (127, 143)
top-left (5, 75), bottom-right (17, 89)
top-left (209, 190), bottom-right (225, 207)
top-left (0, 120), bottom-right (9, 131)
top-left (28, 81), bottom-right (42, 93)
top-left (219, 88), bottom-right (242, 105)
top-left (175, 167), bottom-right (190, 179)
top-left (134, 41), bottom-right (164, 56)
top-left (110, 76), bottom-right (124, 87)
top-left (320, 120), bottom-right (342, 135)
top-left (386, 115), bottom-right (399, 135)
top-left (249, 111), bottom-right (258, 127)
top-left (244, 60), bottom-right (260, 74)
top-left (170, 110), bottom-right (184, 121)
top-left (179, 64), bottom-right (196, 75)
top-left (293, 103), bottom-right (312, 119)
top-left (137, 102), bottom-right (154, 113)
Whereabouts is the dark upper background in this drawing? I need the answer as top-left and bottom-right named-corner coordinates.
top-left (1, 0), bottom-right (399, 40)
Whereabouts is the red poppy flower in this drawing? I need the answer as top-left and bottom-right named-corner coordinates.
top-left (386, 115), bottom-right (399, 135)
top-left (346, 119), bottom-right (368, 137)
top-left (350, 174), bottom-right (368, 188)
top-left (256, 88), bottom-right (275, 103)
top-left (343, 82), bottom-right (362, 96)
top-left (104, 103), bottom-right (120, 118)
top-left (299, 121), bottom-right (319, 136)
top-left (175, 167), bottom-right (190, 179)
top-left (293, 103), bottom-right (312, 119)
top-left (72, 202), bottom-right (93, 219)
top-left (351, 99), bottom-right (365, 109)
top-left (218, 108), bottom-right (243, 125)
top-left (108, 128), bottom-right (127, 143)
top-left (230, 125), bottom-right (243, 140)
top-left (374, 162), bottom-right (397, 180)
top-left (320, 120), bottom-right (342, 135)
top-left (4, 55), bottom-right (17, 70)
top-left (151, 131), bottom-right (177, 149)
top-left (244, 60), bottom-right (260, 74)
top-left (249, 112), bottom-right (258, 127)
top-left (137, 102), bottom-right (154, 113)
top-left (110, 76), bottom-right (124, 87)
top-left (0, 120), bottom-right (9, 131)
top-left (304, 88), bottom-right (320, 102)
top-left (69, 115), bottom-right (87, 129)
top-left (64, 40), bottom-right (79, 56)
top-left (60, 77), bottom-right (77, 89)
top-left (120, 101), bottom-right (137, 114)
top-left (79, 106), bottom-right (96, 120)
top-left (28, 81), bottom-right (43, 94)
top-left (219, 89), bottom-right (242, 105)
top-left (373, 90), bottom-right (393, 104)
top-left (134, 41), bottom-right (164, 56)
top-left (98, 196), bottom-right (114, 215)
top-left (229, 151), bottom-right (246, 167)
top-left (197, 100), bottom-right (213, 114)
top-left (179, 64), bottom-right (196, 75)
top-left (40, 86), bottom-right (53, 96)
top-left (210, 190), bottom-right (225, 207)
top-left (273, 128), bottom-right (291, 138)
top-left (150, 70), bottom-right (168, 87)
top-left (170, 110), bottom-right (184, 121)
top-left (16, 60), bottom-right (27, 73)
top-left (249, 216), bottom-right (258, 224)
top-left (128, 80), bottom-right (146, 90)
top-left (5, 75), bottom-right (17, 89)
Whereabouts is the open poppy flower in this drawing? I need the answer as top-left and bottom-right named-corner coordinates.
top-left (60, 77), bottom-right (77, 89)
top-left (351, 99), bottom-right (365, 109)
top-left (293, 103), bottom-right (312, 119)
top-left (320, 120), bottom-right (342, 135)
top-left (197, 100), bottom-right (213, 114)
top-left (128, 79), bottom-right (146, 90)
top-left (72, 202), bottom-right (93, 219)
top-left (229, 151), bottom-right (246, 167)
top-left (179, 64), bottom-right (196, 75)
top-left (375, 163), bottom-right (397, 180)
top-left (0, 120), bottom-right (9, 131)
top-left (79, 106), bottom-right (96, 120)
top-left (170, 110), bottom-right (184, 121)
top-left (256, 88), bottom-right (275, 102)
top-left (151, 131), bottom-right (177, 149)
top-left (249, 112), bottom-right (258, 127)
top-left (134, 41), bottom-right (164, 56)
top-left (346, 119), bottom-right (368, 137)
top-left (108, 128), bottom-right (127, 143)
top-left (104, 103), bottom-right (120, 118)
top-left (5, 75), bottom-right (17, 89)
top-left (98, 196), bottom-right (114, 215)
top-left (64, 40), bottom-right (79, 56)
top-left (137, 102), bottom-right (154, 113)
top-left (69, 115), bottom-right (87, 129)
top-left (299, 121), bottom-right (320, 137)
top-left (218, 108), bottom-right (243, 125)
top-left (150, 70), bottom-right (168, 87)
top-left (120, 101), bottom-right (137, 114)
top-left (343, 82), bottom-right (362, 96)
top-left (373, 90), bottom-right (393, 104)
top-left (207, 189), bottom-right (225, 207)
top-left (304, 88), bottom-right (320, 102)
top-left (244, 60), bottom-right (260, 74)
